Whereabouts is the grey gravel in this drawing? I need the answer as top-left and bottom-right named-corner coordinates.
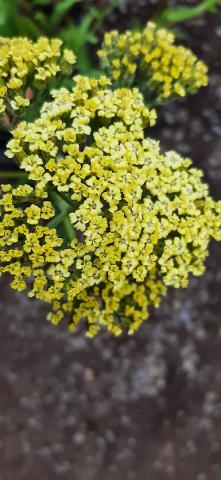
top-left (0, 4), bottom-right (221, 480)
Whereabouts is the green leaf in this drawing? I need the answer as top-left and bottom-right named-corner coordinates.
top-left (160, 0), bottom-right (220, 24)
top-left (110, 0), bottom-right (124, 6)
top-left (34, 11), bottom-right (48, 29)
top-left (0, 0), bottom-right (16, 26)
top-left (50, 0), bottom-right (82, 28)
top-left (87, 68), bottom-right (103, 78)
top-left (14, 15), bottom-right (43, 38)
top-left (33, 0), bottom-right (52, 5)
top-left (75, 9), bottom-right (98, 36)
top-left (86, 32), bottom-right (98, 45)
top-left (60, 24), bottom-right (92, 73)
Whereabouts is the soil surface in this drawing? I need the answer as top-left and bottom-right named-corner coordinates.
top-left (0, 4), bottom-right (221, 480)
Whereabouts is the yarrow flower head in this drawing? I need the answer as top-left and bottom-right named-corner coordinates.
top-left (0, 36), bottom-right (76, 128)
top-left (98, 21), bottom-right (208, 105)
top-left (3, 75), bottom-right (221, 337)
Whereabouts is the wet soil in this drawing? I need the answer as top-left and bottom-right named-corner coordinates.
top-left (0, 4), bottom-right (221, 480)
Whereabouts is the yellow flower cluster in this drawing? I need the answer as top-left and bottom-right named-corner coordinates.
top-left (98, 21), bottom-right (208, 105)
top-left (3, 75), bottom-right (220, 336)
top-left (0, 36), bottom-right (76, 127)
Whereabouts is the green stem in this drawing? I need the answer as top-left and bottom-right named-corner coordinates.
top-left (47, 208), bottom-right (71, 229)
top-left (57, 191), bottom-right (78, 209)
top-left (48, 190), bottom-right (66, 209)
top-left (48, 189), bottom-right (76, 241)
top-left (0, 171), bottom-right (28, 179)
top-left (49, 188), bottom-right (78, 210)
top-left (63, 215), bottom-right (76, 241)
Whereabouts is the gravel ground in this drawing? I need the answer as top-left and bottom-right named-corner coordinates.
top-left (0, 5), bottom-right (221, 480)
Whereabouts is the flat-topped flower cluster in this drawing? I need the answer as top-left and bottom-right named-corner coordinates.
top-left (0, 36), bottom-right (76, 128)
top-left (1, 75), bottom-right (220, 336)
top-left (0, 23), bottom-right (219, 336)
top-left (98, 21), bottom-right (208, 104)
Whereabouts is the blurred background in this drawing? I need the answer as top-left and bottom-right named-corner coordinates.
top-left (0, 1), bottom-right (221, 479)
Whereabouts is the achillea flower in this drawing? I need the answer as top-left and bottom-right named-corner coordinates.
top-left (98, 21), bottom-right (208, 105)
top-left (0, 37), bottom-right (76, 128)
top-left (2, 75), bottom-right (221, 337)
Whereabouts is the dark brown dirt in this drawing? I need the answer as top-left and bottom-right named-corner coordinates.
top-left (0, 4), bottom-right (221, 480)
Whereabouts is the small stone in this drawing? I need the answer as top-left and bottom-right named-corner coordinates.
top-left (72, 432), bottom-right (85, 446)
